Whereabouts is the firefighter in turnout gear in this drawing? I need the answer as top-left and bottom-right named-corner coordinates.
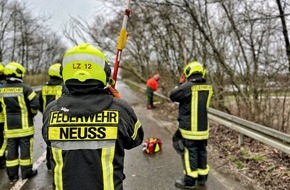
top-left (0, 62), bottom-right (40, 181)
top-left (170, 61), bottom-right (213, 189)
top-left (39, 63), bottom-right (68, 170)
top-left (42, 43), bottom-right (144, 190)
top-left (40, 63), bottom-right (68, 112)
top-left (0, 63), bottom-right (6, 169)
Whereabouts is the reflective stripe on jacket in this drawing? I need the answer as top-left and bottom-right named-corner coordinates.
top-left (0, 111), bottom-right (4, 123)
top-left (41, 85), bottom-right (62, 111)
top-left (39, 78), bottom-right (67, 113)
top-left (0, 81), bottom-right (40, 138)
top-left (42, 89), bottom-right (144, 190)
top-left (170, 79), bottom-right (213, 140)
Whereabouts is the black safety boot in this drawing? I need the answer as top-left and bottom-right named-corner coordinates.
top-left (175, 178), bottom-right (196, 189)
top-left (198, 181), bottom-right (206, 186)
top-left (198, 175), bottom-right (207, 186)
top-left (9, 175), bottom-right (19, 182)
top-left (22, 169), bottom-right (37, 179)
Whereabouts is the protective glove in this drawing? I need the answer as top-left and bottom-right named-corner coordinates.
top-left (179, 73), bottom-right (186, 84)
top-left (105, 86), bottom-right (121, 99)
top-left (172, 129), bottom-right (185, 155)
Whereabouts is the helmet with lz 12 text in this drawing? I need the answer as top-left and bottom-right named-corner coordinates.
top-left (4, 62), bottom-right (25, 79)
top-left (48, 63), bottom-right (62, 78)
top-left (62, 43), bottom-right (111, 86)
top-left (183, 61), bottom-right (204, 79)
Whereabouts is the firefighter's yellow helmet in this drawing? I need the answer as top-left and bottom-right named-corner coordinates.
top-left (4, 62), bottom-right (25, 78)
top-left (48, 63), bottom-right (62, 78)
top-left (183, 61), bottom-right (204, 78)
top-left (62, 43), bottom-right (111, 86)
top-left (0, 63), bottom-right (4, 73)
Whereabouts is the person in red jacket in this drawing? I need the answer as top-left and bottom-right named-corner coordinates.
top-left (146, 74), bottom-right (160, 109)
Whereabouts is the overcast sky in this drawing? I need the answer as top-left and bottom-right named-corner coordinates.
top-left (22, 0), bottom-right (105, 32)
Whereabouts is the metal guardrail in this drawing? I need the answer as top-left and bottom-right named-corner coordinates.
top-left (208, 108), bottom-right (290, 154)
top-left (33, 81), bottom-right (290, 154)
top-left (123, 79), bottom-right (290, 154)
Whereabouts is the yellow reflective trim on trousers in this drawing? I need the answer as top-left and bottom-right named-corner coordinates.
top-left (30, 136), bottom-right (33, 163)
top-left (198, 165), bottom-right (210, 175)
top-left (102, 147), bottom-right (115, 190)
top-left (28, 91), bottom-right (36, 101)
top-left (5, 127), bottom-right (34, 138)
top-left (29, 137), bottom-right (34, 164)
top-left (0, 138), bottom-right (7, 156)
top-left (20, 159), bottom-right (32, 166)
top-left (20, 137), bottom-right (33, 166)
top-left (131, 119), bottom-right (141, 140)
top-left (18, 96), bottom-right (29, 129)
top-left (6, 159), bottom-right (19, 167)
top-left (191, 90), bottom-right (198, 132)
top-left (52, 147), bottom-right (64, 190)
top-left (179, 128), bottom-right (208, 140)
top-left (183, 148), bottom-right (198, 178)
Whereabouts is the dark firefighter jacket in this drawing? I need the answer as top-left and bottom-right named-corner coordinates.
top-left (0, 79), bottom-right (40, 138)
top-left (169, 77), bottom-right (213, 140)
top-left (42, 86), bottom-right (144, 190)
top-left (39, 77), bottom-right (68, 113)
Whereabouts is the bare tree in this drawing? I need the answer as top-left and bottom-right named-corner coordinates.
top-left (0, 0), bottom-right (66, 75)
top-left (276, 0), bottom-right (290, 72)
top-left (63, 0), bottom-right (290, 133)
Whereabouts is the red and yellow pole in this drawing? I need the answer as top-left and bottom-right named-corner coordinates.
top-left (112, 0), bottom-right (131, 88)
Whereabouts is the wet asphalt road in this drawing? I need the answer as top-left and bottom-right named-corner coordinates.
top-left (0, 80), bottom-right (246, 190)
